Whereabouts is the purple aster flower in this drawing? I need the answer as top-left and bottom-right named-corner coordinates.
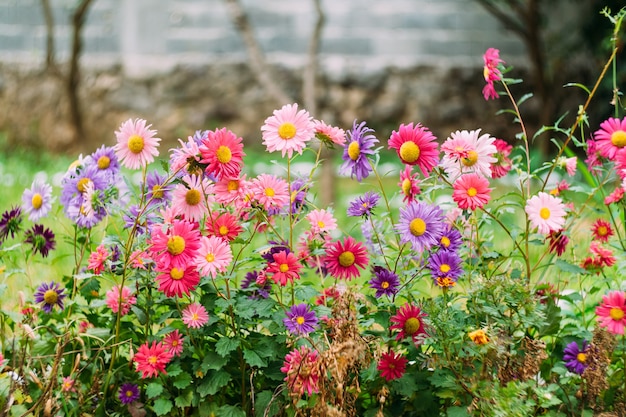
top-left (369, 266), bottom-right (400, 298)
top-left (241, 270), bottom-right (271, 299)
top-left (283, 303), bottom-right (318, 336)
top-left (34, 281), bottom-right (66, 313)
top-left (340, 120), bottom-right (379, 182)
top-left (290, 178), bottom-right (309, 214)
top-left (396, 201), bottom-right (445, 252)
top-left (261, 241), bottom-right (291, 263)
top-left (60, 163), bottom-right (108, 208)
top-left (118, 383), bottom-right (140, 404)
top-left (0, 206), bottom-right (23, 242)
top-left (438, 225), bottom-right (463, 252)
top-left (192, 130), bottom-right (209, 144)
top-left (347, 191), bottom-right (380, 218)
top-left (87, 145), bottom-right (120, 180)
top-left (123, 204), bottom-right (158, 234)
top-left (24, 224), bottom-right (56, 257)
top-left (144, 170), bottom-right (172, 207)
top-left (427, 250), bottom-right (463, 286)
top-left (563, 340), bottom-right (589, 375)
top-left (21, 180), bottom-right (54, 222)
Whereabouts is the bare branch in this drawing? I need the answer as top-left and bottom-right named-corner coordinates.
top-left (474, 0), bottom-right (527, 38)
top-left (302, 0), bottom-right (325, 114)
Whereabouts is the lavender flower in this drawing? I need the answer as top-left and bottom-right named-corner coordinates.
top-left (340, 120), bottom-right (378, 182)
top-left (396, 201), bottom-right (445, 252)
top-left (34, 281), bottom-right (66, 313)
top-left (21, 180), bottom-right (54, 222)
top-left (438, 225), bottom-right (463, 252)
top-left (347, 191), bottom-right (380, 218)
top-left (283, 303), bottom-right (318, 336)
top-left (427, 250), bottom-right (463, 287)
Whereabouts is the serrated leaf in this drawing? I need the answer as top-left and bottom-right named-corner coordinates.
top-left (215, 336), bottom-right (240, 357)
top-left (173, 373), bottom-right (192, 389)
top-left (174, 389), bottom-right (194, 408)
top-left (167, 362), bottom-right (183, 377)
top-left (555, 259), bottom-right (586, 275)
top-left (218, 404), bottom-right (246, 417)
top-left (146, 382), bottom-right (163, 399)
top-left (243, 349), bottom-right (267, 368)
top-left (153, 398), bottom-right (173, 416)
top-left (200, 351), bottom-right (228, 372)
top-left (255, 390), bottom-right (281, 417)
top-left (198, 371), bottom-right (231, 397)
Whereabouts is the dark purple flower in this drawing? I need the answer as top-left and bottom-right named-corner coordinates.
top-left (241, 270), bottom-right (271, 299)
top-left (563, 340), bottom-right (589, 375)
top-left (118, 383), bottom-right (140, 404)
top-left (0, 206), bottom-right (23, 242)
top-left (261, 241), bottom-right (291, 263)
top-left (34, 281), bottom-right (66, 313)
top-left (347, 191), bottom-right (380, 218)
top-left (283, 303), bottom-right (318, 336)
top-left (24, 224), bottom-right (56, 257)
top-left (340, 120), bottom-right (378, 182)
top-left (427, 250), bottom-right (463, 287)
top-left (438, 225), bottom-right (463, 252)
top-left (396, 201), bottom-right (445, 252)
top-left (369, 266), bottom-right (400, 298)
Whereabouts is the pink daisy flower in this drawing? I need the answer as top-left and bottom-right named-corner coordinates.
top-left (398, 166), bottom-right (421, 203)
top-left (313, 119), bottom-right (346, 146)
top-left (490, 139), bottom-right (513, 178)
top-left (134, 341), bottom-right (173, 378)
top-left (155, 263), bottom-right (200, 297)
top-left (267, 250), bottom-right (302, 286)
top-left (594, 117), bottom-right (626, 160)
top-left (482, 48), bottom-right (504, 100)
top-left (306, 209), bottom-right (337, 235)
top-left (88, 244), bottom-right (110, 275)
top-left (172, 174), bottom-right (213, 223)
top-left (525, 192), bottom-right (567, 234)
top-left (214, 174), bottom-right (249, 205)
top-left (249, 174), bottom-right (290, 211)
top-left (195, 235), bottom-right (233, 279)
top-left (261, 103), bottom-right (315, 158)
top-left (452, 173), bottom-right (491, 211)
top-left (280, 346), bottom-right (320, 396)
top-left (441, 129), bottom-right (497, 180)
top-left (129, 249), bottom-right (151, 270)
top-left (596, 290), bottom-right (626, 335)
top-left (324, 236), bottom-right (369, 280)
top-left (206, 211), bottom-right (243, 242)
top-left (162, 329), bottom-right (185, 356)
top-left (182, 302), bottom-right (209, 328)
top-left (149, 219), bottom-right (202, 270)
top-left (605, 186), bottom-right (625, 205)
top-left (585, 139), bottom-right (603, 172)
top-left (199, 127), bottom-right (245, 179)
top-left (170, 136), bottom-right (202, 175)
top-left (114, 118), bottom-right (160, 170)
top-left (105, 286), bottom-right (137, 316)
top-left (559, 156), bottom-right (577, 176)
top-left (388, 123), bottom-right (439, 176)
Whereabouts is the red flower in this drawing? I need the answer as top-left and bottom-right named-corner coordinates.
top-left (267, 250), bottom-right (302, 286)
top-left (390, 303), bottom-right (428, 345)
top-left (377, 349), bottom-right (408, 381)
top-left (206, 211), bottom-right (243, 242)
top-left (134, 341), bottom-right (173, 378)
top-left (324, 236), bottom-right (369, 280)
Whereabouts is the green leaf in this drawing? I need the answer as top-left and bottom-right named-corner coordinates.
top-left (216, 336), bottom-right (240, 357)
top-left (255, 390), bottom-right (280, 417)
top-left (218, 404), bottom-right (246, 417)
top-left (146, 382), bottom-right (164, 399)
top-left (447, 406), bottom-right (470, 416)
top-left (243, 349), bottom-right (267, 368)
top-left (174, 373), bottom-right (192, 389)
top-left (153, 398), bottom-right (173, 416)
top-left (174, 389), bottom-right (194, 408)
top-left (167, 362), bottom-right (183, 377)
top-left (555, 259), bottom-right (586, 275)
top-left (198, 371), bottom-right (231, 397)
top-left (200, 351), bottom-right (228, 372)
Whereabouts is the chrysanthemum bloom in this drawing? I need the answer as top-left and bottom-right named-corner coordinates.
top-left (377, 349), bottom-right (408, 381)
top-left (199, 127), bottom-right (245, 179)
top-left (21, 180), bottom-right (54, 222)
top-left (441, 129), bottom-right (497, 179)
top-left (589, 241), bottom-right (616, 268)
top-left (172, 174), bottom-right (213, 223)
top-left (313, 119), bottom-right (346, 146)
top-left (155, 263), bottom-right (200, 297)
top-left (525, 192), bottom-right (567, 234)
top-left (162, 329), bottom-right (185, 356)
top-left (596, 291), bottom-right (626, 335)
top-left (398, 166), bottom-right (421, 203)
top-left (490, 139), bottom-right (513, 178)
top-left (347, 191), bottom-right (380, 218)
top-left (563, 340), bottom-right (589, 375)
top-left (114, 118), bottom-right (161, 170)
top-left (213, 174), bottom-right (249, 205)
top-left (324, 236), bottom-right (369, 280)
top-left (134, 341), bottom-right (173, 378)
top-left (369, 266), bottom-right (400, 298)
top-left (24, 224), bottom-right (56, 257)
top-left (388, 123), bottom-right (439, 176)
top-left (482, 47), bottom-right (504, 100)
top-left (427, 250), bottom-right (463, 283)
top-left (0, 206), bottom-right (23, 242)
top-left (182, 302), bottom-right (209, 328)
top-left (452, 173), bottom-right (491, 211)
top-left (268, 250), bottom-right (302, 286)
top-left (548, 230), bottom-right (569, 256)
top-left (280, 346), bottom-right (320, 396)
top-left (144, 170), bottom-right (172, 207)
top-left (119, 383), bottom-right (140, 404)
top-left (605, 186), bottom-right (625, 205)
top-left (261, 103), bottom-right (315, 158)
top-left (306, 209), bottom-right (337, 234)
top-left (283, 303), bottom-right (318, 336)
top-left (87, 244), bottom-right (110, 274)
top-left (249, 174), bottom-right (290, 211)
top-left (34, 281), bottom-right (66, 313)
top-left (195, 235), bottom-right (233, 279)
top-left (105, 286), bottom-right (137, 316)
top-left (340, 120), bottom-right (379, 182)
top-left (88, 145), bottom-right (120, 178)
top-left (593, 116), bottom-right (626, 160)
top-left (438, 225), bottom-right (463, 252)
top-left (591, 219), bottom-right (614, 243)
top-left (61, 376), bottom-right (76, 393)
top-left (169, 135), bottom-right (203, 176)
top-left (468, 329), bottom-right (489, 345)
top-left (149, 219), bottom-right (202, 269)
top-left (556, 156), bottom-right (577, 176)
top-left (390, 303), bottom-right (428, 345)
top-left (549, 180), bottom-right (570, 197)
top-left (396, 201), bottom-right (445, 252)
top-left (206, 211), bottom-right (243, 242)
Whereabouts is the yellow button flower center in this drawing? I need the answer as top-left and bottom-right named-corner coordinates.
top-left (31, 193), bottom-right (43, 209)
top-left (152, 184), bottom-right (164, 199)
top-left (381, 281), bottom-right (390, 289)
top-left (278, 122), bottom-right (297, 140)
top-left (148, 355), bottom-right (158, 365)
top-left (462, 150), bottom-right (479, 167)
top-left (216, 145), bottom-right (232, 163)
top-left (403, 317), bottom-right (421, 335)
top-left (610, 307), bottom-right (624, 320)
top-left (265, 187), bottom-right (275, 197)
top-left (399, 141), bottom-right (420, 163)
top-left (186, 189), bottom-right (201, 206)
top-left (598, 226), bottom-right (608, 236)
top-left (611, 130), bottom-right (626, 147)
top-left (170, 267), bottom-right (184, 280)
top-left (127, 134), bottom-right (145, 154)
top-left (441, 236), bottom-right (450, 248)
top-left (440, 264), bottom-right (451, 273)
top-left (219, 225), bottom-right (229, 236)
top-left (296, 316), bottom-right (305, 325)
top-left (338, 251), bottom-right (355, 267)
top-left (409, 218), bottom-right (426, 236)
top-left (227, 180), bottom-right (239, 191)
top-left (577, 352), bottom-right (587, 363)
top-left (167, 236), bottom-right (186, 255)
top-left (317, 221), bottom-right (325, 229)
top-left (206, 253), bottom-right (215, 263)
top-left (401, 178), bottom-right (412, 196)
top-left (539, 207), bottom-right (551, 220)
top-left (43, 289), bottom-right (58, 304)
top-left (347, 141), bottom-right (360, 161)
top-left (279, 263), bottom-right (289, 273)
top-left (77, 178), bottom-right (91, 193)
top-left (467, 187), bottom-right (478, 197)
top-left (97, 155), bottom-right (111, 169)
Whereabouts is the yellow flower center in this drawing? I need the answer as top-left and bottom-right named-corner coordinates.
top-left (401, 178), bottom-right (412, 196)
top-left (152, 184), bottom-right (164, 199)
top-left (381, 281), bottom-right (390, 289)
top-left (611, 130), bottom-right (626, 147)
top-left (347, 141), bottom-right (360, 161)
top-left (610, 307), bottom-right (624, 320)
top-left (265, 187), bottom-right (275, 197)
top-left (186, 189), bottom-right (201, 206)
top-left (31, 193), bottom-right (43, 209)
top-left (76, 178), bottom-right (91, 193)
top-left (167, 236), bottom-right (186, 256)
top-left (409, 218), bottom-right (426, 236)
top-left (317, 220), bottom-right (325, 229)
top-left (296, 316), bottom-right (306, 325)
top-left (278, 122), bottom-right (297, 140)
top-left (440, 264), bottom-right (451, 273)
top-left (192, 313), bottom-right (199, 321)
top-left (171, 340), bottom-right (179, 347)
top-left (127, 134), bottom-right (145, 154)
top-left (399, 141), bottom-right (420, 163)
top-left (148, 355), bottom-right (158, 365)
top-left (577, 352), bottom-right (587, 363)
top-left (483, 66), bottom-right (490, 81)
top-left (97, 155), bottom-right (111, 169)
top-left (462, 150), bottom-right (479, 167)
top-left (441, 236), bottom-right (450, 248)
top-left (467, 187), bottom-right (478, 197)
top-left (43, 289), bottom-right (58, 305)
top-left (219, 225), bottom-right (229, 236)
top-left (206, 253), bottom-right (215, 263)
top-left (403, 317), bottom-right (421, 335)
top-left (125, 390), bottom-right (134, 398)
top-left (338, 251), bottom-right (355, 267)
top-left (598, 226), bottom-right (608, 236)
top-left (279, 263), bottom-right (289, 273)
top-left (216, 145), bottom-right (232, 163)
top-left (227, 180), bottom-right (239, 192)
top-left (539, 207), bottom-right (551, 220)
top-left (170, 267), bottom-right (184, 280)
